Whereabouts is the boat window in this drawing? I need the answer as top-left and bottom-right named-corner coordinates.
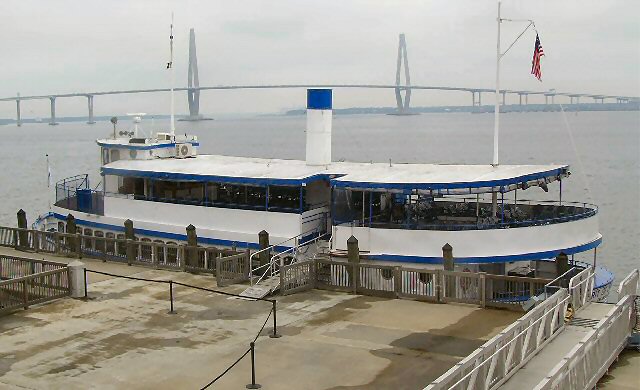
top-left (119, 177), bottom-right (145, 199)
top-left (152, 180), bottom-right (204, 205)
top-left (57, 222), bottom-right (65, 233)
top-left (333, 189), bottom-right (373, 225)
top-left (209, 183), bottom-right (266, 210)
top-left (102, 148), bottom-right (110, 165)
top-left (110, 149), bottom-right (120, 162)
top-left (268, 185), bottom-right (302, 212)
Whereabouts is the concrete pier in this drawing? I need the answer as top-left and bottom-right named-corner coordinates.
top-left (0, 246), bottom-right (519, 389)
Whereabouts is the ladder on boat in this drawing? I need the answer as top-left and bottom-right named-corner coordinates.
top-left (239, 232), bottom-right (330, 299)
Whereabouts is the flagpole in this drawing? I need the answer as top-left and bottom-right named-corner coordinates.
top-left (493, 1), bottom-right (501, 167)
top-left (492, 1), bottom-right (501, 218)
top-left (46, 154), bottom-right (51, 210)
top-left (169, 12), bottom-right (176, 138)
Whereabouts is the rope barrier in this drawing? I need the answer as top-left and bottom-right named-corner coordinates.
top-left (200, 347), bottom-right (251, 389)
top-left (83, 268), bottom-right (281, 388)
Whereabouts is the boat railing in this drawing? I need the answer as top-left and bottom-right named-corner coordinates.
top-left (55, 174), bottom-right (104, 215)
top-left (335, 199), bottom-right (597, 231)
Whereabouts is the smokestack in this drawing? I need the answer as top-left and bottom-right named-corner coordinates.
top-left (306, 89), bottom-right (332, 166)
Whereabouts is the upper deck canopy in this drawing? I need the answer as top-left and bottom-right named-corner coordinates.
top-left (102, 154), bottom-right (569, 193)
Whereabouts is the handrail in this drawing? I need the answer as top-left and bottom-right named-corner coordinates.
top-left (568, 266), bottom-right (595, 312)
top-left (534, 294), bottom-right (636, 389)
top-left (617, 268), bottom-right (639, 301)
top-left (426, 289), bottom-right (569, 390)
top-left (249, 227), bottom-right (321, 285)
top-left (337, 200), bottom-right (598, 231)
top-left (252, 231), bottom-right (330, 287)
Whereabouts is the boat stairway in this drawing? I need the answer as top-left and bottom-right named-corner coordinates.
top-left (239, 236), bottom-right (330, 299)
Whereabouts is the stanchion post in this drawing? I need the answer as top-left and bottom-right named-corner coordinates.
top-left (168, 280), bottom-right (176, 314)
top-left (246, 341), bottom-right (261, 389)
top-left (84, 268), bottom-right (88, 299)
top-left (269, 300), bottom-right (281, 338)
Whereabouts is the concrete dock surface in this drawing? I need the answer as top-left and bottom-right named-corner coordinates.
top-left (0, 248), bottom-right (522, 389)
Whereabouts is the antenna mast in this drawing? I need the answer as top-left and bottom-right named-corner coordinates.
top-left (169, 13), bottom-right (176, 137)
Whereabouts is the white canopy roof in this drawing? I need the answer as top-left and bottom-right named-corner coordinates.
top-left (102, 154), bottom-right (569, 192)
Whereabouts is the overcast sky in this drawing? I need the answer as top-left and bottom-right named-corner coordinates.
top-left (1, 0), bottom-right (639, 117)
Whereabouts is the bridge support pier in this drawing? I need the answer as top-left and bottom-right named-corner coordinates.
top-left (49, 97), bottom-right (58, 126)
top-left (87, 95), bottom-right (95, 124)
top-left (180, 28), bottom-right (211, 121)
top-left (390, 33), bottom-right (414, 115)
top-left (16, 94), bottom-right (21, 127)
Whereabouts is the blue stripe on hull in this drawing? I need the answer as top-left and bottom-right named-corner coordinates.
top-left (368, 237), bottom-right (602, 264)
top-left (50, 212), bottom-right (294, 251)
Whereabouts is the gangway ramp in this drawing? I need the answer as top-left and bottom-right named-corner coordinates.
top-left (499, 302), bottom-right (614, 390)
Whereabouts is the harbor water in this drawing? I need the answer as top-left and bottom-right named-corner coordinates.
top-left (0, 110), bottom-right (637, 282)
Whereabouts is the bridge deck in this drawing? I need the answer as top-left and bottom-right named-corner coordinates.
top-left (499, 302), bottom-right (614, 390)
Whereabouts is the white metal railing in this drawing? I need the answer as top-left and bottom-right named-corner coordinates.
top-left (253, 231), bottom-right (330, 287)
top-left (533, 294), bottom-right (636, 390)
top-left (248, 227), bottom-right (324, 285)
top-left (425, 289), bottom-right (570, 390)
top-left (568, 266), bottom-right (595, 312)
top-left (617, 268), bottom-right (639, 301)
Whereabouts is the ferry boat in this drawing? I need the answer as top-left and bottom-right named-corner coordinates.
top-left (34, 89), bottom-right (614, 300)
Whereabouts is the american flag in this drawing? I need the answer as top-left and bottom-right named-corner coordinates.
top-left (531, 33), bottom-right (545, 81)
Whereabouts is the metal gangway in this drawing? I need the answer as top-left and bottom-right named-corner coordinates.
top-left (425, 267), bottom-right (639, 390)
top-left (239, 229), bottom-right (330, 299)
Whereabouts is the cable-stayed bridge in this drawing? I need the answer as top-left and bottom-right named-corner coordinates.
top-left (2, 32), bottom-right (637, 126)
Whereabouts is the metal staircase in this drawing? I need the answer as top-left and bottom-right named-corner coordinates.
top-left (239, 231), bottom-right (330, 299)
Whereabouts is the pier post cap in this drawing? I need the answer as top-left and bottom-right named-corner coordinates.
top-left (66, 213), bottom-right (75, 221)
top-left (17, 209), bottom-right (26, 217)
top-left (186, 224), bottom-right (196, 231)
top-left (259, 230), bottom-right (269, 236)
top-left (347, 235), bottom-right (359, 245)
top-left (68, 260), bottom-right (86, 268)
top-left (442, 243), bottom-right (453, 252)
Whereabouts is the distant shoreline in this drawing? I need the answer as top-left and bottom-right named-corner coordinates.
top-left (1, 102), bottom-right (638, 125)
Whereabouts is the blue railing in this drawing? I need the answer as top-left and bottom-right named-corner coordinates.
top-left (335, 200), bottom-right (598, 231)
top-left (55, 174), bottom-right (104, 215)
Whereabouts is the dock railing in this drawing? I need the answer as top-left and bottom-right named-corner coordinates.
top-left (425, 289), bottom-right (570, 390)
top-left (0, 226), bottom-right (248, 278)
top-left (288, 260), bottom-right (550, 311)
top-left (0, 255), bottom-right (70, 315)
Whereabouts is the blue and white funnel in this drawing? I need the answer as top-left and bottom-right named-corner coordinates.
top-left (305, 89), bottom-right (332, 166)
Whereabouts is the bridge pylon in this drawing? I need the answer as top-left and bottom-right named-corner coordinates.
top-left (388, 33), bottom-right (417, 116)
top-left (179, 28), bottom-right (212, 122)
